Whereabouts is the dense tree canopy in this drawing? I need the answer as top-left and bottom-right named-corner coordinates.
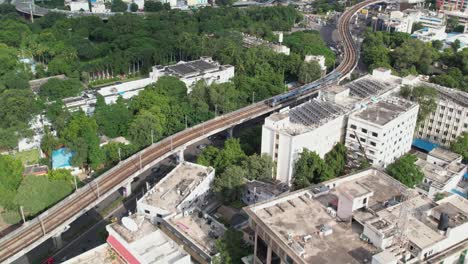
top-left (39, 78), bottom-right (83, 100)
top-left (213, 229), bottom-right (251, 264)
top-left (451, 132), bottom-right (468, 161)
top-left (386, 154), bottom-right (424, 187)
top-left (293, 143), bottom-right (347, 189)
top-left (362, 30), bottom-right (468, 91)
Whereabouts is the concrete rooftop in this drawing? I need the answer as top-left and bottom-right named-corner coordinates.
top-left (354, 97), bottom-right (416, 126)
top-left (141, 162), bottom-right (213, 212)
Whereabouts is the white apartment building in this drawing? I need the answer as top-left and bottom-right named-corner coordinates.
top-left (417, 83), bottom-right (468, 147)
top-left (345, 97), bottom-right (419, 168)
top-left (377, 10), bottom-right (445, 34)
top-left (415, 148), bottom-right (467, 199)
top-left (137, 162), bottom-right (215, 224)
top-left (150, 57), bottom-right (234, 93)
top-left (97, 78), bottom-right (154, 105)
top-left (411, 26), bottom-right (448, 42)
top-left (261, 99), bottom-right (348, 186)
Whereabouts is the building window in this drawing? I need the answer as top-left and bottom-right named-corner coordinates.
top-left (350, 124), bottom-right (357, 129)
top-left (456, 119), bottom-right (460, 123)
top-left (443, 131), bottom-right (448, 135)
top-left (361, 128), bottom-right (367, 133)
top-left (436, 129), bottom-right (440, 133)
top-left (363, 197), bottom-right (367, 205)
top-left (464, 123), bottom-right (468, 128)
top-left (437, 121), bottom-right (442, 126)
top-left (445, 124), bottom-right (449, 128)
top-left (439, 114), bottom-right (444, 118)
top-left (452, 134), bottom-right (456, 138)
top-left (350, 134), bottom-right (356, 139)
top-left (144, 210), bottom-right (150, 214)
top-left (275, 153), bottom-right (278, 158)
top-left (418, 131), bottom-right (423, 136)
top-left (441, 106), bottom-right (445, 110)
top-left (457, 110), bottom-right (462, 115)
top-left (434, 136), bottom-right (438, 140)
top-left (430, 119), bottom-right (434, 123)
top-left (370, 141), bottom-right (376, 146)
top-left (454, 126), bottom-right (458, 130)
top-left (372, 132), bottom-right (378, 137)
top-left (428, 127), bottom-right (432, 131)
top-left (360, 138), bottom-right (366, 142)
top-left (448, 117), bottom-right (452, 120)
top-left (449, 108), bottom-right (453, 112)
top-left (369, 150), bottom-right (375, 155)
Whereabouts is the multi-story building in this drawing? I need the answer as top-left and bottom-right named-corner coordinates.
top-left (345, 97), bottom-right (419, 168)
top-left (244, 168), bottom-right (468, 264)
top-left (416, 83), bottom-right (468, 147)
top-left (137, 162), bottom-right (215, 224)
top-left (414, 148), bottom-right (467, 199)
top-left (149, 57), bottom-right (234, 93)
top-left (261, 70), bottom-right (405, 186)
top-left (411, 26), bottom-right (448, 42)
top-left (65, 57), bottom-right (234, 112)
top-left (261, 99), bottom-right (349, 186)
top-left (376, 10), bottom-right (445, 34)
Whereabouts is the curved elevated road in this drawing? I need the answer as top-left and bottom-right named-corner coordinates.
top-left (0, 0), bottom-right (382, 262)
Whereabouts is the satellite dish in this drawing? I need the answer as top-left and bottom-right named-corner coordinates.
top-left (122, 217), bottom-right (138, 232)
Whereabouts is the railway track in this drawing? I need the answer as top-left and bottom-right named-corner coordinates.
top-left (0, 1), bottom-right (382, 262)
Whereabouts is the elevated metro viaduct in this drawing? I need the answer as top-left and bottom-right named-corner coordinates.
top-left (0, 0), bottom-right (384, 262)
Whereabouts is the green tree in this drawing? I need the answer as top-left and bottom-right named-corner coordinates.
top-left (94, 96), bottom-right (131, 138)
top-left (39, 78), bottom-right (83, 100)
top-left (1, 71), bottom-right (30, 90)
top-left (386, 154), bottom-right (424, 187)
top-left (128, 110), bottom-right (165, 147)
top-left (144, 1), bottom-right (164, 11)
top-left (213, 229), bottom-right (251, 264)
top-left (298, 61), bottom-right (322, 83)
top-left (197, 146), bottom-right (221, 167)
top-left (293, 149), bottom-right (333, 189)
top-left (215, 138), bottom-right (246, 173)
top-left (450, 132), bottom-right (468, 161)
top-left (0, 89), bottom-right (42, 129)
top-left (41, 127), bottom-right (59, 157)
top-left (47, 168), bottom-right (74, 184)
top-left (129, 2), bottom-right (138, 11)
top-left (111, 0), bottom-right (128, 12)
top-left (324, 143), bottom-right (347, 177)
top-left (60, 112), bottom-right (103, 169)
top-left (212, 165), bottom-right (246, 203)
top-left (0, 155), bottom-right (23, 191)
top-left (432, 40), bottom-right (443, 50)
top-left (411, 22), bottom-right (424, 33)
top-left (242, 154), bottom-right (274, 180)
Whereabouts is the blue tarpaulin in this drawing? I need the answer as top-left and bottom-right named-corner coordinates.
top-left (412, 139), bottom-right (438, 153)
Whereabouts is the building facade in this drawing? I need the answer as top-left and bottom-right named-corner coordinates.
top-left (417, 84), bottom-right (468, 147)
top-left (261, 99), bottom-right (348, 186)
top-left (345, 97), bottom-right (419, 168)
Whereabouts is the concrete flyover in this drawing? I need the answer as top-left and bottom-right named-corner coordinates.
top-left (0, 0), bottom-right (383, 262)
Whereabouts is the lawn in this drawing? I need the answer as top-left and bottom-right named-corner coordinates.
top-left (13, 149), bottom-right (40, 165)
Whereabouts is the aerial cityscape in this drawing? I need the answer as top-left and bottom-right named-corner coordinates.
top-left (0, 0), bottom-right (467, 262)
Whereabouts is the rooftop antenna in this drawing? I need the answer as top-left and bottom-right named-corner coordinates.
top-left (393, 189), bottom-right (412, 259)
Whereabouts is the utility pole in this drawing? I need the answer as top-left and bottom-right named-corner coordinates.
top-left (151, 129), bottom-right (154, 145)
top-left (39, 216), bottom-right (46, 235)
top-left (118, 147), bottom-right (121, 162)
top-left (20, 206), bottom-right (26, 224)
top-left (252, 91), bottom-right (255, 104)
top-left (170, 136), bottom-right (173, 151)
top-left (214, 104), bottom-right (218, 117)
top-left (185, 115), bottom-right (188, 129)
top-left (73, 175), bottom-right (78, 191)
top-left (96, 181), bottom-right (100, 198)
top-left (139, 152), bottom-right (142, 170)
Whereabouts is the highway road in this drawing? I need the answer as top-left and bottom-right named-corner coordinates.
top-left (0, 0), bottom-right (383, 262)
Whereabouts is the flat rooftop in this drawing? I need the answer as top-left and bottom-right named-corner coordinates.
top-left (165, 58), bottom-right (220, 77)
top-left (353, 97), bottom-right (416, 126)
top-left (416, 158), bottom-right (456, 186)
top-left (429, 148), bottom-right (462, 163)
top-left (345, 76), bottom-right (400, 98)
top-left (109, 214), bottom-right (158, 243)
top-left (63, 244), bottom-right (124, 264)
top-left (250, 191), bottom-right (379, 263)
top-left (266, 99), bottom-right (347, 136)
top-left (245, 180), bottom-right (287, 197)
top-left (245, 169), bottom-right (409, 264)
top-left (434, 196), bottom-right (468, 228)
top-left (141, 162), bottom-right (213, 212)
top-left (108, 214), bottom-right (190, 264)
top-left (168, 210), bottom-right (225, 256)
top-left (423, 82), bottom-right (468, 107)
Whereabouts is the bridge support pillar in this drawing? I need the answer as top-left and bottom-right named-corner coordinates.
top-left (52, 233), bottom-right (63, 249)
top-left (227, 127), bottom-right (234, 138)
top-left (123, 182), bottom-right (132, 197)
